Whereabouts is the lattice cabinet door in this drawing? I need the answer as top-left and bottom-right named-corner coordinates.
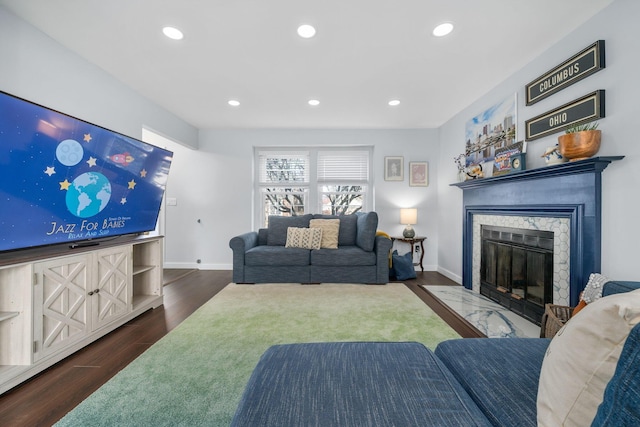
top-left (93, 246), bottom-right (132, 331)
top-left (33, 255), bottom-right (90, 362)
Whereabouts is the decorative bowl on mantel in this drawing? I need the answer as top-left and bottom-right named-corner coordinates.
top-left (558, 129), bottom-right (601, 162)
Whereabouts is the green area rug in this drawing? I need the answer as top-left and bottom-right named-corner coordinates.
top-left (56, 283), bottom-right (460, 426)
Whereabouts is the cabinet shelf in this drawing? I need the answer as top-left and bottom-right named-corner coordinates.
top-left (0, 312), bottom-right (20, 322)
top-left (133, 265), bottom-right (155, 276)
top-left (132, 294), bottom-right (160, 311)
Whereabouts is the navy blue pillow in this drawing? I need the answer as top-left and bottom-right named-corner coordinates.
top-left (591, 323), bottom-right (640, 426)
top-left (391, 250), bottom-right (416, 280)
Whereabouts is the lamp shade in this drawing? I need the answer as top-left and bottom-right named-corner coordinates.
top-left (400, 208), bottom-right (417, 225)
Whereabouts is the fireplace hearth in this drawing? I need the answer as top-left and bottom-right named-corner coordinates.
top-left (480, 225), bottom-right (553, 324)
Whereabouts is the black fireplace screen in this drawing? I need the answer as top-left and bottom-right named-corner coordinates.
top-left (480, 225), bottom-right (554, 325)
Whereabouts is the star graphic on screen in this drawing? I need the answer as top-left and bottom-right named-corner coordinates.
top-left (59, 179), bottom-right (71, 190)
top-left (86, 156), bottom-right (97, 167)
top-left (140, 169), bottom-right (147, 178)
top-left (84, 133), bottom-right (92, 142)
top-left (128, 179), bottom-right (136, 189)
top-left (44, 166), bottom-right (56, 176)
top-left (120, 197), bottom-right (127, 204)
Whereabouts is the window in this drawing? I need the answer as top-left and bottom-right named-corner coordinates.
top-left (255, 147), bottom-right (372, 227)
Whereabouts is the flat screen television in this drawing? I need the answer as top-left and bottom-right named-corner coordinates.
top-left (0, 90), bottom-right (173, 253)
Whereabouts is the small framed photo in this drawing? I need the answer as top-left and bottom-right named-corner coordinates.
top-left (384, 156), bottom-right (404, 181)
top-left (409, 162), bottom-right (428, 186)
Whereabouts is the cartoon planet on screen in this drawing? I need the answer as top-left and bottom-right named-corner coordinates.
top-left (56, 139), bottom-right (84, 166)
top-left (65, 172), bottom-right (112, 218)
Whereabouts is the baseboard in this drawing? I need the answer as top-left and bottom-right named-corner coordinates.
top-left (437, 266), bottom-right (462, 285)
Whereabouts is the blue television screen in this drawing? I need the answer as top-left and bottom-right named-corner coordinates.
top-left (0, 91), bottom-right (173, 252)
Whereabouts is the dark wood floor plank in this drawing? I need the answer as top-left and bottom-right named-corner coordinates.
top-left (0, 270), bottom-right (477, 426)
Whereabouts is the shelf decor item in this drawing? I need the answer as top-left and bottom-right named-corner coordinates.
top-left (541, 144), bottom-right (567, 165)
top-left (400, 208), bottom-right (417, 238)
top-left (558, 122), bottom-right (601, 162)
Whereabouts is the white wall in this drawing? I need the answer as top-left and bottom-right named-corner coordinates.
top-left (163, 129), bottom-right (440, 269)
top-left (437, 0), bottom-right (640, 282)
top-left (0, 7), bottom-right (198, 148)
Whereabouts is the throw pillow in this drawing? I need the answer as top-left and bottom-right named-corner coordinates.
top-left (537, 289), bottom-right (640, 427)
top-left (391, 250), bottom-right (416, 280)
top-left (582, 272), bottom-right (609, 303)
top-left (591, 323), bottom-right (640, 426)
top-left (309, 219), bottom-right (340, 249)
top-left (285, 227), bottom-right (322, 250)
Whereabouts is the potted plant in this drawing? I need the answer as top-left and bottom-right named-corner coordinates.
top-left (557, 122), bottom-right (601, 162)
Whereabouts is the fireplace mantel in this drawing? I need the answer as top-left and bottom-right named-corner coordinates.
top-left (452, 156), bottom-right (624, 190)
top-left (453, 156), bottom-right (624, 305)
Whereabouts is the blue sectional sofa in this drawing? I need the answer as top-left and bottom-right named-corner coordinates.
top-left (231, 281), bottom-right (640, 426)
top-left (229, 212), bottom-right (392, 284)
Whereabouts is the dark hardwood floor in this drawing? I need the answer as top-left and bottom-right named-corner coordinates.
top-left (0, 270), bottom-right (479, 426)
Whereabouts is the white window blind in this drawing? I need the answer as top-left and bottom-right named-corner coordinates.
top-left (258, 151), bottom-right (310, 184)
top-left (317, 150), bottom-right (369, 184)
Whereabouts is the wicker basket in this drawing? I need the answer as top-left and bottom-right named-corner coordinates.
top-left (540, 304), bottom-right (573, 338)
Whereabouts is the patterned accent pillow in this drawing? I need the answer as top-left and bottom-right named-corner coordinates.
top-left (582, 273), bottom-right (609, 303)
top-left (285, 227), bottom-right (322, 250)
top-left (309, 219), bottom-right (340, 249)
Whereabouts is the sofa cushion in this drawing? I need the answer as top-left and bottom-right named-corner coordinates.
top-left (435, 337), bottom-right (550, 427)
top-left (267, 214), bottom-right (313, 246)
top-left (592, 323), bottom-right (640, 426)
top-left (603, 280), bottom-right (640, 297)
top-left (355, 211), bottom-right (378, 251)
top-left (245, 246), bottom-right (310, 266)
top-left (537, 289), bottom-right (640, 427)
top-left (309, 219), bottom-right (340, 249)
top-left (231, 342), bottom-right (493, 427)
top-left (313, 214), bottom-right (357, 246)
top-left (310, 246), bottom-right (376, 266)
top-left (285, 227), bottom-right (322, 250)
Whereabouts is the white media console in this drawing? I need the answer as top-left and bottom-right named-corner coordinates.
top-left (0, 235), bottom-right (163, 395)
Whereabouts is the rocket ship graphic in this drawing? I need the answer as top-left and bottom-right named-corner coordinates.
top-left (108, 152), bottom-right (135, 166)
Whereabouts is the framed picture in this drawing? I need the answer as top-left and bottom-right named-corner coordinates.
top-left (384, 156), bottom-right (403, 181)
top-left (464, 93), bottom-right (517, 179)
top-left (409, 162), bottom-right (428, 186)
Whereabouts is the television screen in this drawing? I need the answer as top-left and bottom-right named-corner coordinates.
top-left (0, 91), bottom-right (173, 252)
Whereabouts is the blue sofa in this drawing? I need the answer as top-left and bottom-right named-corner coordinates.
top-left (229, 212), bottom-right (392, 284)
top-left (231, 281), bottom-right (640, 426)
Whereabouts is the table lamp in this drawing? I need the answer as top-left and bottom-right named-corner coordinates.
top-left (400, 208), bottom-right (417, 238)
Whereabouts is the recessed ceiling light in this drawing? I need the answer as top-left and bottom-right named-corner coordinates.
top-left (433, 22), bottom-right (454, 37)
top-left (297, 24), bottom-right (316, 39)
top-left (228, 100), bottom-right (240, 107)
top-left (162, 26), bottom-right (184, 40)
top-left (308, 99), bottom-right (320, 106)
top-left (388, 100), bottom-right (401, 106)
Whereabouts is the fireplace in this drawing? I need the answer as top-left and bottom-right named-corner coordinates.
top-left (453, 156), bottom-right (623, 320)
top-left (480, 225), bottom-right (553, 324)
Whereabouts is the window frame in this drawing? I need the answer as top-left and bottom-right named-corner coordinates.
top-left (254, 146), bottom-right (373, 228)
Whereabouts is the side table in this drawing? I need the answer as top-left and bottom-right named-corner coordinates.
top-left (390, 236), bottom-right (426, 271)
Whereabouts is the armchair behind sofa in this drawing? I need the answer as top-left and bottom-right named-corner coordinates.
top-left (229, 212), bottom-right (392, 284)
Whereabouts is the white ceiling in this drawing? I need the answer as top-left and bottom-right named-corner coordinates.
top-left (1, 0), bottom-right (614, 129)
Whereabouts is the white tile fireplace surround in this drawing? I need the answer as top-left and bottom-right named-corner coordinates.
top-left (472, 214), bottom-right (570, 306)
